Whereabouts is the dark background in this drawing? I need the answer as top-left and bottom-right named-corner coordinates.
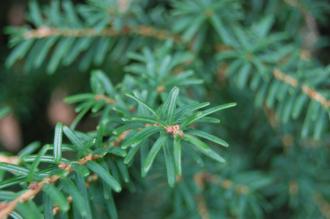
top-left (0, 0), bottom-right (92, 153)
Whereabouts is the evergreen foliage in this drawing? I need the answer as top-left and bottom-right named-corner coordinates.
top-left (0, 0), bottom-right (329, 218)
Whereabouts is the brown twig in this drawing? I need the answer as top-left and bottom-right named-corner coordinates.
top-left (0, 175), bottom-right (60, 218)
top-left (272, 68), bottom-right (330, 108)
top-left (95, 94), bottom-right (116, 104)
top-left (113, 130), bottom-right (129, 146)
top-left (273, 68), bottom-right (298, 87)
top-left (24, 25), bottom-right (181, 43)
top-left (301, 85), bottom-right (330, 108)
top-left (0, 155), bottom-right (19, 165)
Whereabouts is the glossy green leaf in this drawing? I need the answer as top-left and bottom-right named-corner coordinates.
top-left (108, 147), bottom-right (127, 157)
top-left (27, 145), bottom-right (50, 182)
top-left (47, 38), bottom-right (74, 74)
top-left (71, 163), bottom-right (90, 177)
top-left (87, 161), bottom-right (121, 192)
top-left (34, 37), bottom-right (57, 68)
top-left (116, 161), bottom-right (129, 183)
top-left (126, 116), bottom-right (161, 125)
top-left (183, 103), bottom-right (236, 126)
top-left (0, 163), bottom-right (29, 176)
top-left (23, 155), bottom-right (60, 164)
top-left (54, 123), bottom-right (63, 163)
top-left (43, 184), bottom-right (69, 212)
top-left (173, 137), bottom-right (182, 176)
top-left (163, 87), bottom-right (179, 122)
top-left (124, 144), bottom-right (141, 165)
top-left (9, 211), bottom-right (23, 219)
top-left (121, 126), bottom-right (161, 149)
top-left (184, 134), bottom-right (225, 163)
top-left (6, 40), bottom-right (33, 67)
top-left (0, 176), bottom-right (26, 189)
top-left (102, 182), bottom-right (118, 219)
top-left (63, 126), bottom-right (84, 150)
top-left (29, 0), bottom-right (43, 26)
top-left (210, 15), bottom-right (233, 45)
top-left (16, 201), bottom-right (42, 219)
top-left (64, 94), bottom-right (94, 104)
top-left (126, 94), bottom-right (158, 117)
top-left (43, 192), bottom-right (54, 219)
top-left (0, 191), bottom-right (17, 201)
top-left (61, 178), bottom-right (88, 218)
top-left (189, 130), bottom-right (229, 147)
top-left (142, 135), bottom-right (167, 177)
top-left (175, 102), bottom-right (210, 119)
top-left (237, 63), bottom-right (251, 88)
top-left (74, 173), bottom-right (92, 218)
top-left (163, 142), bottom-right (176, 187)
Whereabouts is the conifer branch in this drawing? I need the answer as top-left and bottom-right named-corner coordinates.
top-left (273, 69), bottom-right (330, 108)
top-left (21, 24), bottom-right (330, 112)
top-left (0, 136), bottom-right (126, 218)
top-left (23, 25), bottom-right (181, 43)
top-left (219, 61), bottom-right (329, 111)
top-left (3, 1), bottom-right (329, 217)
top-left (0, 175), bottom-right (60, 218)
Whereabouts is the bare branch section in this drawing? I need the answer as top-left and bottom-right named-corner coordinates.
top-left (0, 155), bottom-right (19, 165)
